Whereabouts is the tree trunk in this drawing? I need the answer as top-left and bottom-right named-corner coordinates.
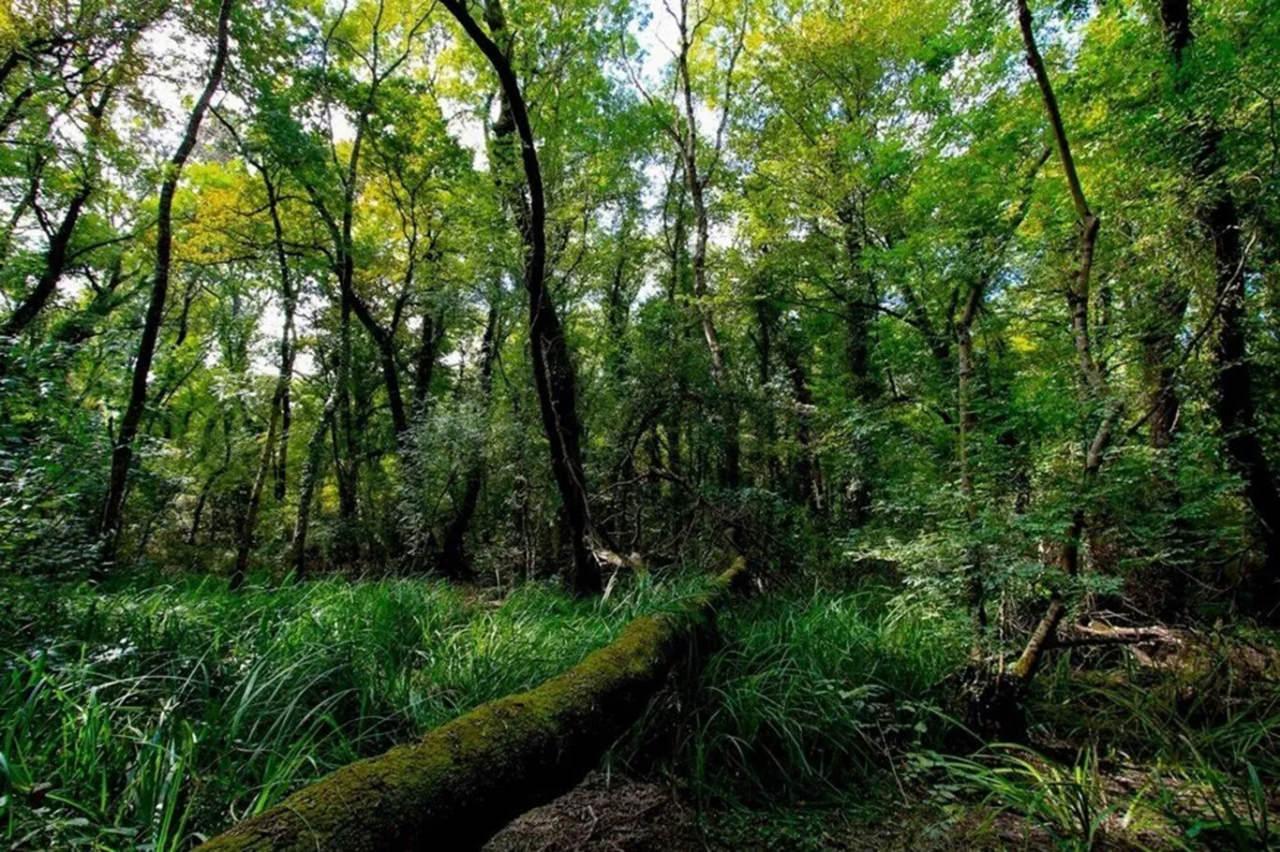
top-left (198, 559), bottom-right (746, 852)
top-left (413, 306), bottom-right (444, 412)
top-left (439, 305), bottom-right (498, 578)
top-left (97, 0), bottom-right (234, 568)
top-left (980, 0), bottom-right (1120, 731)
top-left (334, 300), bottom-right (361, 540)
top-left (1161, 0), bottom-right (1279, 612)
top-left (288, 389), bottom-right (338, 580)
top-left (780, 325), bottom-right (821, 511)
top-left (231, 387), bottom-right (283, 590)
top-left (0, 79), bottom-right (117, 345)
top-left (445, 0), bottom-right (599, 594)
top-left (259, 167), bottom-right (296, 502)
top-left (350, 293), bottom-right (409, 436)
top-left (188, 414), bottom-right (233, 546)
top-left (956, 282), bottom-right (986, 639)
top-left (678, 65), bottom-right (740, 490)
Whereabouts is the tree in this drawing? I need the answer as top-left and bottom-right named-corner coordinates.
top-left (440, 0), bottom-right (602, 594)
top-left (98, 0), bottom-right (236, 568)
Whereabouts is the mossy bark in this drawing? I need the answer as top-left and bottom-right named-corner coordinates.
top-left (198, 559), bottom-right (746, 852)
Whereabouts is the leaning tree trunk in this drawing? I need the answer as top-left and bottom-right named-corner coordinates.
top-left (0, 64), bottom-right (122, 349)
top-left (444, 0), bottom-right (599, 594)
top-left (198, 558), bottom-right (746, 851)
top-left (969, 0), bottom-right (1121, 739)
top-left (98, 0), bottom-right (234, 568)
top-left (231, 383), bottom-right (285, 590)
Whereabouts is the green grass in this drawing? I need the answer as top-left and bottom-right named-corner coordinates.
top-left (13, 567), bottom-right (1272, 851)
top-left (0, 571), bottom-right (712, 850)
top-left (0, 569), bottom-right (968, 848)
top-left (671, 582), bottom-right (968, 804)
top-left (910, 640), bottom-right (1280, 850)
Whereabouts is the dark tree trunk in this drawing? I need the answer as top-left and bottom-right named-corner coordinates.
top-left (836, 205), bottom-right (879, 403)
top-left (956, 281), bottom-right (986, 638)
top-left (1162, 0), bottom-right (1280, 612)
top-left (413, 307), bottom-right (444, 412)
top-left (231, 385), bottom-right (283, 590)
top-left (350, 293), bottom-right (409, 435)
top-left (780, 326), bottom-right (821, 511)
top-left (444, 0), bottom-right (600, 594)
top-left (334, 301), bottom-right (360, 538)
top-left (0, 80), bottom-right (116, 345)
top-left (1141, 288), bottom-right (1186, 452)
top-left (98, 0), bottom-right (234, 568)
top-left (231, 169), bottom-right (296, 590)
top-left (260, 168), bottom-right (296, 502)
top-left (1, 190), bottom-right (89, 342)
top-left (188, 414), bottom-right (233, 546)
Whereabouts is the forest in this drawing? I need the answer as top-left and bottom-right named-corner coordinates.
top-left (1, 0), bottom-right (1279, 848)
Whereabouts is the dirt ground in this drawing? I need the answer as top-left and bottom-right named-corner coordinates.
top-left (485, 773), bottom-right (709, 851)
top-left (483, 773), bottom-right (1018, 851)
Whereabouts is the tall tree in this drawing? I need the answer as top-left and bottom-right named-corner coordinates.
top-left (98, 0), bottom-right (235, 567)
top-left (1161, 0), bottom-right (1280, 613)
top-left (1008, 0), bottom-right (1120, 686)
top-left (441, 0), bottom-right (601, 594)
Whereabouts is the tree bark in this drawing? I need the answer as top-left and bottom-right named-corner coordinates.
top-left (1000, 0), bottom-right (1118, 707)
top-left (260, 167), bottom-right (296, 501)
top-left (231, 385), bottom-right (283, 590)
top-left (98, 0), bottom-right (234, 568)
top-left (671, 0), bottom-right (742, 489)
top-left (350, 293), bottom-right (409, 435)
top-left (231, 174), bottom-right (295, 589)
top-left (413, 306), bottom-right (444, 412)
top-left (780, 325), bottom-right (821, 511)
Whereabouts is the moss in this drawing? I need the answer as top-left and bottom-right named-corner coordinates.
top-left (197, 559), bottom-right (745, 851)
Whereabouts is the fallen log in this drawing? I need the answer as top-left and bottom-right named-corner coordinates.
top-left (198, 558), bottom-right (747, 851)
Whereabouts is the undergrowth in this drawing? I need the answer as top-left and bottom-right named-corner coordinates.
top-left (669, 582), bottom-right (968, 804)
top-left (0, 571), bottom-right (710, 849)
top-left (913, 638), bottom-right (1280, 850)
top-left (5, 569), bottom-right (1278, 851)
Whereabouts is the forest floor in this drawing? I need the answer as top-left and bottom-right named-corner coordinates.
top-left (486, 771), bottom-right (1174, 850)
top-left (2, 569), bottom-right (1278, 850)
top-left (486, 771), bottom-right (947, 851)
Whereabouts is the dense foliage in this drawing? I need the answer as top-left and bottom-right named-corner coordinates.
top-left (2, 0), bottom-right (1280, 847)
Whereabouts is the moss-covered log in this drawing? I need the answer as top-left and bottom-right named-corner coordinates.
top-left (198, 559), bottom-right (746, 851)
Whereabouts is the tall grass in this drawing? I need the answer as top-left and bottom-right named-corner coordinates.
top-left (914, 638), bottom-right (1280, 849)
top-left (0, 572), bottom-right (710, 849)
top-left (672, 583), bottom-right (968, 804)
